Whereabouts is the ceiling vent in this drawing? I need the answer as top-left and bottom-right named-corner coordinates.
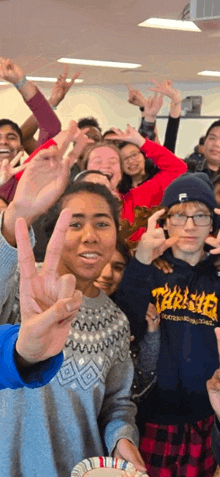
top-left (190, 0), bottom-right (220, 32)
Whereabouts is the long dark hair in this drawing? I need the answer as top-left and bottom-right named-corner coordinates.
top-left (117, 141), bottom-right (160, 195)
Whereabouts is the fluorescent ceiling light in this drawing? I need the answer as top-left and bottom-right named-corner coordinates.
top-left (198, 70), bottom-right (220, 77)
top-left (0, 77), bottom-right (83, 84)
top-left (138, 18), bottom-right (201, 32)
top-left (58, 58), bottom-right (141, 68)
top-left (26, 76), bottom-right (83, 83)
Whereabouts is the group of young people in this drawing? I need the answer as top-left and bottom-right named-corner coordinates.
top-left (1, 55), bottom-right (220, 477)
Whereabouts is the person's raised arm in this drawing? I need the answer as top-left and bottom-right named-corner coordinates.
top-left (0, 56), bottom-right (36, 101)
top-left (127, 84), bottom-right (163, 141)
top-left (21, 65), bottom-right (81, 154)
top-left (107, 124), bottom-right (187, 182)
top-left (149, 79), bottom-right (181, 119)
top-left (15, 208), bottom-right (82, 367)
top-left (0, 209), bottom-right (82, 390)
top-left (48, 64), bottom-right (81, 109)
top-left (149, 79), bottom-right (181, 152)
top-left (2, 142), bottom-right (70, 247)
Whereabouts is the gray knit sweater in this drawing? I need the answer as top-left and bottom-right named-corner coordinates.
top-left (0, 215), bottom-right (138, 477)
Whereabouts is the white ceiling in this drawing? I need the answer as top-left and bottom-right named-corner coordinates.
top-left (0, 0), bottom-right (220, 86)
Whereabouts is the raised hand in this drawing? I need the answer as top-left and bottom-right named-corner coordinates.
top-left (15, 208), bottom-right (82, 364)
top-left (127, 84), bottom-right (163, 121)
top-left (136, 209), bottom-right (178, 264)
top-left (0, 151), bottom-right (25, 186)
top-left (207, 328), bottom-right (220, 422)
top-left (149, 79), bottom-right (181, 105)
top-left (54, 120), bottom-right (80, 157)
top-left (2, 143), bottom-right (70, 247)
top-left (49, 65), bottom-right (81, 107)
top-left (143, 93), bottom-right (164, 120)
top-left (0, 56), bottom-right (24, 84)
top-left (127, 84), bottom-right (146, 108)
top-left (107, 125), bottom-right (145, 147)
top-left (14, 145), bottom-right (70, 222)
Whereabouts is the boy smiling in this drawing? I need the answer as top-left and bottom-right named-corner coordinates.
top-left (116, 173), bottom-right (220, 476)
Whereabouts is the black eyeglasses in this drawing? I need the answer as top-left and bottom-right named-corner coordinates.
top-left (167, 213), bottom-right (213, 227)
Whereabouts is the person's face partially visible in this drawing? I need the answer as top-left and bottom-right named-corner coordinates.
top-left (0, 125), bottom-right (22, 163)
top-left (204, 127), bottom-right (220, 170)
top-left (120, 144), bottom-right (145, 178)
top-left (94, 249), bottom-right (126, 296)
top-left (87, 146), bottom-right (122, 191)
top-left (81, 126), bottom-right (102, 143)
top-left (164, 202), bottom-right (213, 264)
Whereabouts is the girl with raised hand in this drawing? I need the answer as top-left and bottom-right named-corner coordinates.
top-left (0, 181), bottom-right (145, 477)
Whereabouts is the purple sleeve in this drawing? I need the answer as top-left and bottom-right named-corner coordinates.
top-left (25, 90), bottom-right (61, 147)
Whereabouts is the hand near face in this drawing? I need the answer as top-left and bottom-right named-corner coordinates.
top-left (107, 125), bottom-right (145, 148)
top-left (0, 151), bottom-right (25, 186)
top-left (15, 208), bottom-right (82, 364)
top-left (0, 57), bottom-right (24, 84)
top-left (136, 209), bottom-right (178, 265)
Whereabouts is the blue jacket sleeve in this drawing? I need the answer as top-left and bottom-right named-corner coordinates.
top-left (0, 324), bottom-right (63, 389)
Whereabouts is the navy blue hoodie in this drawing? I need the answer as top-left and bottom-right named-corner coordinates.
top-left (115, 251), bottom-right (220, 424)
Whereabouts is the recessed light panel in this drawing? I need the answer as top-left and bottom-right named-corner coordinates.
top-left (198, 70), bottom-right (220, 77)
top-left (138, 18), bottom-right (201, 32)
top-left (57, 58), bottom-right (141, 68)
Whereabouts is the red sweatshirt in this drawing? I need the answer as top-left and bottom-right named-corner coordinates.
top-left (120, 139), bottom-right (187, 242)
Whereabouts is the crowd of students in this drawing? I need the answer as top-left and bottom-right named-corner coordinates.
top-left (1, 55), bottom-right (220, 477)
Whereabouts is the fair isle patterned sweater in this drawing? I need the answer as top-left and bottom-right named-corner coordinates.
top-left (0, 220), bottom-right (138, 477)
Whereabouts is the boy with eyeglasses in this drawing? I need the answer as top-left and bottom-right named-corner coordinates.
top-left (116, 173), bottom-right (220, 477)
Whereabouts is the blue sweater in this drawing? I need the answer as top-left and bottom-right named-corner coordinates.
top-left (0, 324), bottom-right (63, 389)
top-left (115, 252), bottom-right (220, 424)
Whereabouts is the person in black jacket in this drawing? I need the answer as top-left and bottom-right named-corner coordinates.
top-left (115, 172), bottom-right (220, 477)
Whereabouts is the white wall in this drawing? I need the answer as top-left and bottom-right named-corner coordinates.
top-left (1, 81), bottom-right (220, 158)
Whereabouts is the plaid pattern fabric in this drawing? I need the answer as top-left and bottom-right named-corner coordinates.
top-left (139, 415), bottom-right (216, 477)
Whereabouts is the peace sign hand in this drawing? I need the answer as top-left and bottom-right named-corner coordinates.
top-left (0, 151), bottom-right (25, 186)
top-left (15, 208), bottom-right (82, 364)
top-left (136, 209), bottom-right (178, 264)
